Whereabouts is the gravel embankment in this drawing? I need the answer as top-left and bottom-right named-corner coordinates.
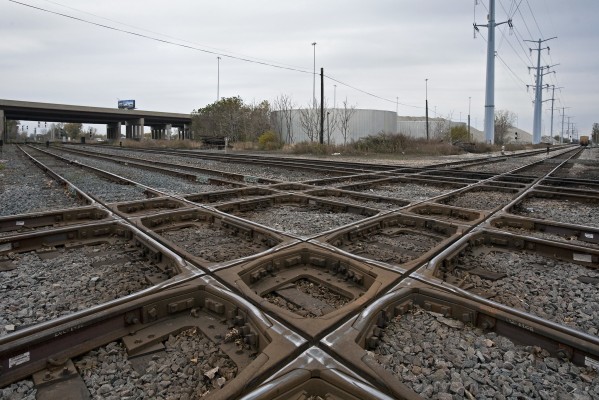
top-left (373, 306), bottom-right (599, 399)
top-left (512, 198), bottom-right (599, 227)
top-left (441, 248), bottom-right (599, 336)
top-left (225, 204), bottom-right (368, 236)
top-left (75, 329), bottom-right (238, 399)
top-left (0, 241), bottom-right (166, 337)
top-left (21, 147), bottom-right (148, 202)
top-left (0, 146), bottom-right (83, 216)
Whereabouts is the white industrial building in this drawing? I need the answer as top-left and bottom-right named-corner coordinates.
top-left (271, 109), bottom-right (532, 144)
top-left (271, 109), bottom-right (396, 145)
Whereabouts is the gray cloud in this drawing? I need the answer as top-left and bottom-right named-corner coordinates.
top-left (1, 0), bottom-right (597, 135)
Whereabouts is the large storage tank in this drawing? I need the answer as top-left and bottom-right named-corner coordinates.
top-left (271, 109), bottom-right (397, 145)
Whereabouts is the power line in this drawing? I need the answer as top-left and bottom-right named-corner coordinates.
top-left (8, 0), bottom-right (419, 110)
top-left (525, 0), bottom-right (544, 38)
top-left (496, 53), bottom-right (529, 86)
top-left (323, 75), bottom-right (422, 109)
top-left (38, 0), bottom-right (310, 72)
top-left (8, 0), bottom-right (313, 75)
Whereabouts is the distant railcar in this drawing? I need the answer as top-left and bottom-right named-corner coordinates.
top-left (580, 135), bottom-right (589, 146)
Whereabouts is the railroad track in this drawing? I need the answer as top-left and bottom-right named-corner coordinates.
top-left (1, 143), bottom-right (598, 399)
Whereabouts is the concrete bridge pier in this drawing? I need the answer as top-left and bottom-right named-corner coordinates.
top-left (183, 123), bottom-right (191, 140)
top-left (151, 124), bottom-right (171, 140)
top-left (106, 122), bottom-right (121, 141)
top-left (126, 118), bottom-right (144, 140)
top-left (0, 110), bottom-right (5, 142)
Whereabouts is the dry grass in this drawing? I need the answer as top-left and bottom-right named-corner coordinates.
top-left (284, 134), bottom-right (463, 157)
top-left (116, 139), bottom-right (204, 150)
top-left (99, 134), bottom-right (544, 158)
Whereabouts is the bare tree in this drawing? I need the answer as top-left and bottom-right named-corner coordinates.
top-left (339, 99), bottom-right (356, 145)
top-left (324, 100), bottom-right (339, 145)
top-left (431, 113), bottom-right (454, 141)
top-left (272, 94), bottom-right (296, 143)
top-left (494, 109), bottom-right (516, 145)
top-left (299, 102), bottom-right (320, 142)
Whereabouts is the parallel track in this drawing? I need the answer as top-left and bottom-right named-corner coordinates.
top-left (1, 144), bottom-right (598, 399)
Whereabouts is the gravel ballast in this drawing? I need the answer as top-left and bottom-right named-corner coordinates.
top-left (440, 248), bottom-right (599, 336)
top-left (0, 146), bottom-right (83, 216)
top-left (75, 146), bottom-right (345, 182)
top-left (512, 198), bottom-right (599, 227)
top-left (439, 189), bottom-right (517, 211)
top-left (46, 148), bottom-right (233, 195)
top-left (225, 204), bottom-right (368, 236)
top-left (354, 182), bottom-right (456, 202)
top-left (160, 225), bottom-right (274, 263)
top-left (0, 241), bottom-right (166, 337)
top-left (21, 147), bottom-right (148, 202)
top-left (75, 328), bottom-right (238, 399)
top-left (373, 306), bottom-right (599, 399)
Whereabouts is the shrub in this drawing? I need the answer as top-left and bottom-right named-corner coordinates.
top-left (257, 130), bottom-right (282, 150)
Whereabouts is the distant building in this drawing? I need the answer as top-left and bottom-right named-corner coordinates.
top-left (396, 116), bottom-right (473, 141)
top-left (506, 127), bottom-right (533, 144)
top-left (271, 109), bottom-right (532, 144)
top-left (271, 109), bottom-right (396, 145)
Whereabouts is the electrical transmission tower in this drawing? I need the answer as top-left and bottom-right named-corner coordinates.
top-left (474, 0), bottom-right (512, 144)
top-left (525, 37), bottom-right (557, 144)
top-left (559, 107), bottom-right (571, 144)
top-left (544, 85), bottom-right (563, 143)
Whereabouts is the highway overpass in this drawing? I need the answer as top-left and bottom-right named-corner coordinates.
top-left (0, 99), bottom-right (192, 141)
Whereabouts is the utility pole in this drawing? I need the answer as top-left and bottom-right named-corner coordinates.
top-left (560, 107), bottom-right (570, 144)
top-left (544, 85), bottom-right (563, 143)
top-left (468, 97), bottom-right (472, 142)
top-left (525, 37), bottom-right (557, 144)
top-left (217, 56), bottom-right (221, 102)
top-left (333, 84), bottom-right (337, 109)
top-left (312, 42), bottom-right (317, 110)
top-left (425, 78), bottom-right (429, 140)
top-left (320, 68), bottom-right (324, 145)
top-left (474, 0), bottom-right (512, 144)
top-left (567, 116), bottom-right (573, 142)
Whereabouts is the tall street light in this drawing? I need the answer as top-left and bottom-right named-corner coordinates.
top-left (333, 84), bottom-right (337, 109)
top-left (312, 42), bottom-right (317, 109)
top-left (217, 56), bottom-right (221, 102)
top-left (425, 78), bottom-right (429, 140)
top-left (468, 97), bottom-right (472, 142)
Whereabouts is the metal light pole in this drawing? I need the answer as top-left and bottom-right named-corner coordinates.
top-left (425, 78), bottom-right (429, 140)
top-left (217, 56), bottom-right (221, 102)
top-left (327, 111), bottom-right (330, 145)
top-left (312, 42), bottom-right (317, 109)
top-left (468, 97), bottom-right (471, 142)
top-left (333, 84), bottom-right (337, 109)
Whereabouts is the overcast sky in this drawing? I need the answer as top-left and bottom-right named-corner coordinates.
top-left (1, 0), bottom-right (597, 137)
